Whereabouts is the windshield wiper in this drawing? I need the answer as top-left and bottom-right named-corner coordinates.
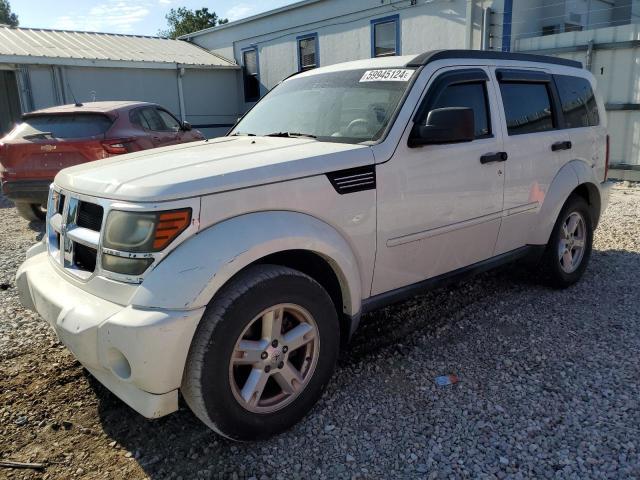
top-left (265, 131), bottom-right (317, 139)
top-left (231, 132), bottom-right (256, 137)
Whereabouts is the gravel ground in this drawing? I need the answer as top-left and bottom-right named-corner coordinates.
top-left (1, 184), bottom-right (639, 480)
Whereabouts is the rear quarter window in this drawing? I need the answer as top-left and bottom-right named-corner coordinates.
top-left (554, 75), bottom-right (600, 128)
top-left (16, 114), bottom-right (113, 139)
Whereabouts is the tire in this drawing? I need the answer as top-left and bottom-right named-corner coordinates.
top-left (15, 202), bottom-right (46, 222)
top-left (181, 264), bottom-right (340, 441)
top-left (540, 194), bottom-right (593, 289)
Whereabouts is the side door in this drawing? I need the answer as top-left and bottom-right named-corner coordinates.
top-left (553, 73), bottom-right (605, 178)
top-left (491, 69), bottom-right (566, 255)
top-left (372, 66), bottom-right (506, 295)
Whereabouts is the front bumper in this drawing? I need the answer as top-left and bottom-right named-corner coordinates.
top-left (16, 248), bottom-right (205, 418)
top-left (1, 179), bottom-right (51, 204)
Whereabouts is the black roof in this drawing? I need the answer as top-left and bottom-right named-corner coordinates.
top-left (406, 50), bottom-right (582, 69)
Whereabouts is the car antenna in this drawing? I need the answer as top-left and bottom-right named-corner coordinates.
top-left (65, 79), bottom-right (83, 107)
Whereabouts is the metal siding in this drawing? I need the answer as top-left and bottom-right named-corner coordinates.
top-left (27, 65), bottom-right (58, 110)
top-left (63, 67), bottom-right (181, 114)
top-left (181, 69), bottom-right (240, 131)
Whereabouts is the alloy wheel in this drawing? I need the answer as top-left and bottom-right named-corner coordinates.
top-left (228, 303), bottom-right (320, 413)
top-left (558, 211), bottom-right (586, 274)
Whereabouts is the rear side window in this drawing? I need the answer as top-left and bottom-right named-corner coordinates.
top-left (431, 82), bottom-right (491, 138)
top-left (499, 82), bottom-right (555, 135)
top-left (131, 107), bottom-right (166, 131)
top-left (555, 75), bottom-right (600, 128)
top-left (157, 110), bottom-right (181, 131)
top-left (141, 108), bottom-right (165, 131)
top-left (130, 109), bottom-right (150, 129)
top-left (16, 114), bottom-right (112, 139)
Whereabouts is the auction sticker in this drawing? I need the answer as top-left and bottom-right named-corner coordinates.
top-left (360, 69), bottom-right (414, 82)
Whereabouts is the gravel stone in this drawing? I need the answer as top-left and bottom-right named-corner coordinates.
top-left (1, 184), bottom-right (640, 479)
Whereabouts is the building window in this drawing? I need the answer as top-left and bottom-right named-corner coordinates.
top-left (371, 15), bottom-right (400, 57)
top-left (242, 47), bottom-right (260, 102)
top-left (542, 25), bottom-right (559, 36)
top-left (297, 33), bottom-right (318, 71)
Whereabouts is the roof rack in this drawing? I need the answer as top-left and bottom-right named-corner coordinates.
top-left (407, 50), bottom-right (582, 69)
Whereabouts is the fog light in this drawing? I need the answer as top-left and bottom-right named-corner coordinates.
top-left (107, 347), bottom-right (131, 379)
top-left (101, 253), bottom-right (153, 275)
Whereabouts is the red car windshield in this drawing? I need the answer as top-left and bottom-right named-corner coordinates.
top-left (6, 114), bottom-right (113, 140)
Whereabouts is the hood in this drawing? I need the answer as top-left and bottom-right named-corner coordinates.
top-left (54, 136), bottom-right (374, 202)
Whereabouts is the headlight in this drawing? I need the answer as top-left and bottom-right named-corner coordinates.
top-left (103, 208), bottom-right (191, 253)
top-left (101, 208), bottom-right (191, 277)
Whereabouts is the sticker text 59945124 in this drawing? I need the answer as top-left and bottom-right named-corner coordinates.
top-left (359, 69), bottom-right (414, 82)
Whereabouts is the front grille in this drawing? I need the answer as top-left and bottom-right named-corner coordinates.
top-left (48, 191), bottom-right (103, 279)
top-left (77, 201), bottom-right (103, 231)
top-left (74, 242), bottom-right (97, 271)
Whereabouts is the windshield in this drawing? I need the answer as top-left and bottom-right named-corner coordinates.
top-left (230, 68), bottom-right (417, 144)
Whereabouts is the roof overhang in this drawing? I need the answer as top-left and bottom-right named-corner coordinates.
top-left (0, 55), bottom-right (240, 70)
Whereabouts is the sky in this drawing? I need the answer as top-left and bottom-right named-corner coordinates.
top-left (10, 0), bottom-right (296, 36)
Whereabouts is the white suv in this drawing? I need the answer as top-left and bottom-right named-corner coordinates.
top-left (16, 50), bottom-right (611, 440)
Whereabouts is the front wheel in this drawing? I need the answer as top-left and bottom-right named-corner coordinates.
top-left (181, 265), bottom-right (340, 440)
top-left (541, 195), bottom-right (593, 288)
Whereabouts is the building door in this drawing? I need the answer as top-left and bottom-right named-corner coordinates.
top-left (0, 70), bottom-right (21, 136)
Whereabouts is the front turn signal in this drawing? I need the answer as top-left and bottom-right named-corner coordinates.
top-left (152, 209), bottom-right (192, 250)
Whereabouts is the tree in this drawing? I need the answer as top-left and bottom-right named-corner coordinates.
top-left (159, 7), bottom-right (228, 39)
top-left (0, 0), bottom-right (19, 27)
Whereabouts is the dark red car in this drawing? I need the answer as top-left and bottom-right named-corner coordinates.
top-left (0, 101), bottom-right (204, 220)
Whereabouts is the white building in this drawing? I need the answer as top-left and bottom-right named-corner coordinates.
top-left (180, 0), bottom-right (497, 105)
top-left (0, 26), bottom-right (241, 138)
top-left (182, 0), bottom-right (640, 176)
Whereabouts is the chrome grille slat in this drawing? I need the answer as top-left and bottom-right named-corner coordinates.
top-left (66, 226), bottom-right (100, 248)
top-left (50, 213), bottom-right (63, 233)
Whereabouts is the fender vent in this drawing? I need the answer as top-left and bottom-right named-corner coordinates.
top-left (327, 165), bottom-right (376, 194)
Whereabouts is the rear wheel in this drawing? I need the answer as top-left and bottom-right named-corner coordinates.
top-left (541, 195), bottom-right (593, 288)
top-left (182, 265), bottom-right (340, 440)
top-left (15, 202), bottom-right (46, 222)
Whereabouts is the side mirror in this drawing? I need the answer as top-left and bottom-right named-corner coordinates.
top-left (409, 107), bottom-right (475, 147)
top-left (181, 121), bottom-right (192, 131)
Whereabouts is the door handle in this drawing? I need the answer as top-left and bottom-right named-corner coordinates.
top-left (551, 140), bottom-right (572, 151)
top-left (480, 152), bottom-right (508, 164)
